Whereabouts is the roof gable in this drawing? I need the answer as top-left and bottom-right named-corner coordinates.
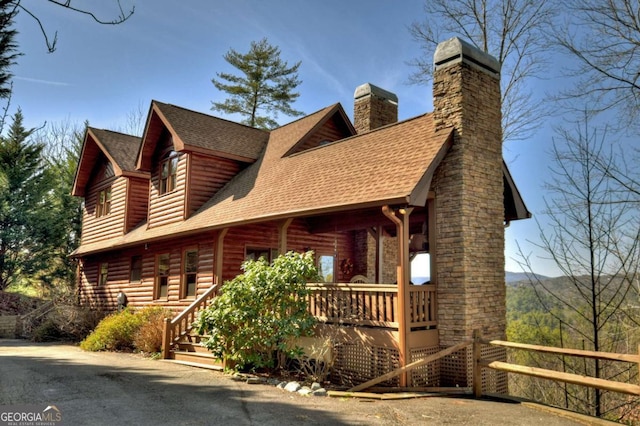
top-left (281, 104), bottom-right (356, 157)
top-left (136, 101), bottom-right (269, 171)
top-left (72, 128), bottom-right (143, 197)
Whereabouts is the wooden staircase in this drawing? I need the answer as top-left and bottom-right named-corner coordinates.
top-left (161, 285), bottom-right (225, 370)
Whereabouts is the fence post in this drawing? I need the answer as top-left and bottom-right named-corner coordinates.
top-left (473, 329), bottom-right (482, 398)
top-left (161, 318), bottom-right (171, 359)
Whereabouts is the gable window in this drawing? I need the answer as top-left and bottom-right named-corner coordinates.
top-left (98, 262), bottom-right (108, 286)
top-left (182, 249), bottom-right (198, 298)
top-left (96, 187), bottom-right (111, 217)
top-left (130, 255), bottom-right (142, 283)
top-left (155, 253), bottom-right (170, 299)
top-left (159, 151), bottom-right (179, 195)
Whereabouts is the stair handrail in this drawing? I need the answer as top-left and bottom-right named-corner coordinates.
top-left (19, 300), bottom-right (55, 337)
top-left (162, 284), bottom-right (218, 359)
top-left (20, 300), bottom-right (54, 321)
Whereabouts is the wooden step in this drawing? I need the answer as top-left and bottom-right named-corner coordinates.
top-left (176, 342), bottom-right (211, 353)
top-left (178, 333), bottom-right (210, 344)
top-left (169, 350), bottom-right (225, 370)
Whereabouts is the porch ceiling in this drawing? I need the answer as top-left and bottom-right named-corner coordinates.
top-left (305, 206), bottom-right (428, 235)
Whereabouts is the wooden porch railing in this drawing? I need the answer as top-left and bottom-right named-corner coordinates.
top-left (161, 284), bottom-right (218, 359)
top-left (306, 283), bottom-right (399, 328)
top-left (305, 283), bottom-right (437, 329)
top-left (409, 285), bottom-right (437, 328)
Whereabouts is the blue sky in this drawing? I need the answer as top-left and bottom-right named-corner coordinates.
top-left (11, 0), bottom-right (566, 276)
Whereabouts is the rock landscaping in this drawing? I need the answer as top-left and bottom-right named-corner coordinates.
top-left (230, 372), bottom-right (328, 397)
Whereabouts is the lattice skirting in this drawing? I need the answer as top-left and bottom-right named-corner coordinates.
top-left (329, 340), bottom-right (507, 393)
top-left (410, 346), bottom-right (441, 387)
top-left (439, 344), bottom-right (508, 393)
top-left (330, 342), bottom-right (400, 387)
top-left (479, 344), bottom-right (508, 394)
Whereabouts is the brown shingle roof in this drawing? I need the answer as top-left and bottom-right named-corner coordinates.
top-left (186, 111), bottom-right (452, 227)
top-left (71, 128), bottom-right (144, 197)
top-left (89, 128), bottom-right (141, 172)
top-left (152, 101), bottom-right (269, 160)
top-left (73, 107), bottom-right (453, 256)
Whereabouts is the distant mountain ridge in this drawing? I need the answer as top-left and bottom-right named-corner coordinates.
top-left (411, 272), bottom-right (552, 285)
top-left (505, 271), bottom-right (550, 284)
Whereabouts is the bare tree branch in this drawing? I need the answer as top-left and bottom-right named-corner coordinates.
top-left (13, 0), bottom-right (134, 53)
top-left (408, 0), bottom-right (555, 143)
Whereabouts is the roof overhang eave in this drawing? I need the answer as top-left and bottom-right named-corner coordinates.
top-left (71, 196), bottom-right (412, 257)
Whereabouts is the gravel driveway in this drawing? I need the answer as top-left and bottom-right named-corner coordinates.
top-left (0, 340), bottom-right (607, 425)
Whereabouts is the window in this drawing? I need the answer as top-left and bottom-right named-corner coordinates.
top-left (96, 187), bottom-right (111, 217)
top-left (318, 255), bottom-right (335, 283)
top-left (159, 152), bottom-right (179, 195)
top-left (182, 249), bottom-right (198, 298)
top-left (130, 255), bottom-right (142, 282)
top-left (245, 247), bottom-right (273, 263)
top-left (98, 262), bottom-right (108, 286)
top-left (156, 253), bottom-right (170, 299)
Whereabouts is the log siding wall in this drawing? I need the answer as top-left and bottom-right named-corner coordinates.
top-left (187, 153), bottom-right (243, 217)
top-left (80, 175), bottom-right (127, 245)
top-left (125, 176), bottom-right (150, 233)
top-left (148, 153), bottom-right (188, 228)
top-left (79, 220), bottom-right (355, 313)
top-left (79, 233), bottom-right (216, 312)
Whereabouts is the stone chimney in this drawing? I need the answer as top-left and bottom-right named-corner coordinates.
top-left (353, 83), bottom-right (398, 134)
top-left (431, 38), bottom-right (505, 359)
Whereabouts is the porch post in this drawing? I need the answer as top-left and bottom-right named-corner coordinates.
top-left (382, 205), bottom-right (413, 387)
top-left (278, 218), bottom-right (293, 256)
top-left (366, 226), bottom-right (384, 283)
top-left (215, 228), bottom-right (228, 289)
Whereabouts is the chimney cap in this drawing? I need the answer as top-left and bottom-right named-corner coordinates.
top-left (354, 83), bottom-right (398, 104)
top-left (434, 37), bottom-right (501, 75)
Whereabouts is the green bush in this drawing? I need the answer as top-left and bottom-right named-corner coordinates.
top-left (80, 306), bottom-right (171, 353)
top-left (194, 251), bottom-right (318, 371)
top-left (133, 306), bottom-right (173, 353)
top-left (80, 308), bottom-right (143, 352)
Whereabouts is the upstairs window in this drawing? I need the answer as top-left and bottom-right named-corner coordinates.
top-left (159, 151), bottom-right (179, 195)
top-left (96, 187), bottom-right (111, 217)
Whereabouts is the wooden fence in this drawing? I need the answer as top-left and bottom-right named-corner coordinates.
top-left (472, 330), bottom-right (640, 398)
top-left (345, 330), bottom-right (640, 401)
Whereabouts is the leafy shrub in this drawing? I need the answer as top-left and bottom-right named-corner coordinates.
top-left (132, 306), bottom-right (172, 353)
top-left (31, 318), bottom-right (64, 342)
top-left (80, 308), bottom-right (143, 352)
top-left (195, 251), bottom-right (318, 371)
top-left (80, 306), bottom-right (172, 353)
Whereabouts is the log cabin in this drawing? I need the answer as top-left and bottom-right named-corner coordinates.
top-left (71, 38), bottom-right (530, 390)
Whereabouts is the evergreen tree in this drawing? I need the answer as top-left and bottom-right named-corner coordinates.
top-left (0, 109), bottom-right (53, 290)
top-left (38, 121), bottom-right (84, 292)
top-left (0, 1), bottom-right (19, 98)
top-left (211, 38), bottom-right (303, 129)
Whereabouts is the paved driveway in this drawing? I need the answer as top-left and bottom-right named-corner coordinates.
top-left (0, 340), bottom-right (602, 425)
